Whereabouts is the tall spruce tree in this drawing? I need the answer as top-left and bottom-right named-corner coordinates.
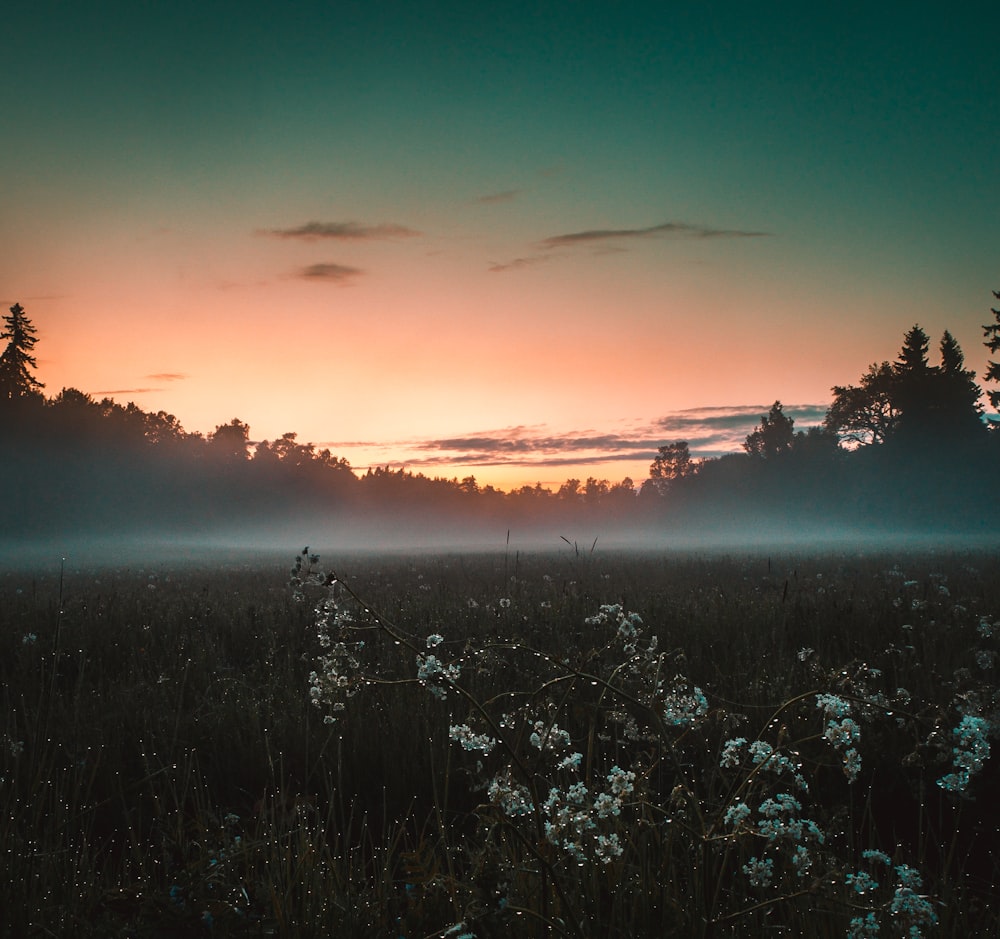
top-left (982, 290), bottom-right (1000, 411)
top-left (938, 330), bottom-right (984, 436)
top-left (0, 303), bottom-right (45, 403)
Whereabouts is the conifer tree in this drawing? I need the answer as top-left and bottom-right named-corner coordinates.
top-left (0, 303), bottom-right (44, 403)
top-left (937, 330), bottom-right (983, 436)
top-left (982, 290), bottom-right (1000, 410)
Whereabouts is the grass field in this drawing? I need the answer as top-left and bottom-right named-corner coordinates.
top-left (2, 544), bottom-right (998, 937)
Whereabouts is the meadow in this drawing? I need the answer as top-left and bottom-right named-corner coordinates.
top-left (1, 543), bottom-right (998, 937)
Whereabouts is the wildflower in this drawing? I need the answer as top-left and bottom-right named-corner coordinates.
top-left (861, 849), bottom-right (891, 866)
top-left (815, 693), bottom-right (852, 719)
top-left (720, 737), bottom-right (747, 767)
top-left (585, 603), bottom-right (622, 625)
top-left (416, 654), bottom-right (460, 700)
top-left (791, 844), bottom-right (813, 877)
top-left (449, 723), bottom-right (497, 754)
top-left (742, 856), bottom-right (774, 888)
top-left (488, 768), bottom-right (534, 816)
top-left (724, 801), bottom-right (751, 828)
top-left (846, 870), bottom-right (879, 894)
top-left (595, 833), bottom-right (623, 863)
top-left (890, 887), bottom-right (937, 933)
top-left (824, 718), bottom-right (861, 749)
top-left (426, 633), bottom-right (444, 648)
top-left (738, 739), bottom-right (808, 790)
top-left (607, 765), bottom-right (635, 796)
top-left (528, 720), bottom-right (571, 752)
top-left (936, 714), bottom-right (991, 794)
top-left (847, 912), bottom-right (880, 938)
top-left (593, 792), bottom-right (620, 818)
top-left (843, 748), bottom-right (862, 782)
top-left (754, 794), bottom-right (824, 847)
top-left (663, 684), bottom-right (708, 727)
top-left (556, 751), bottom-right (583, 771)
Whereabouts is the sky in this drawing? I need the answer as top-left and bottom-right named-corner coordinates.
top-left (2, 1), bottom-right (998, 490)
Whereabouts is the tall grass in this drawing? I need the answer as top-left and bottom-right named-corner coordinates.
top-left (1, 547), bottom-right (998, 936)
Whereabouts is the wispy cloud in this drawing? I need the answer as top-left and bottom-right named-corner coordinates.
top-left (488, 255), bottom-right (552, 273)
top-left (654, 404), bottom-right (828, 452)
top-left (296, 262), bottom-right (364, 284)
top-left (538, 220), bottom-right (771, 250)
top-left (93, 387), bottom-right (159, 396)
top-left (146, 372), bottom-right (187, 382)
top-left (259, 221), bottom-right (421, 240)
top-left (320, 404), bottom-right (828, 477)
top-left (476, 189), bottom-right (522, 204)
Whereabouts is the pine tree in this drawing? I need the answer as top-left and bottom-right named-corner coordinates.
top-left (937, 330), bottom-right (983, 436)
top-left (982, 290), bottom-right (1000, 410)
top-left (0, 303), bottom-right (45, 403)
top-left (891, 325), bottom-right (938, 441)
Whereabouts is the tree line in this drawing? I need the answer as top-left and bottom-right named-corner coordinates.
top-left (2, 296), bottom-right (999, 539)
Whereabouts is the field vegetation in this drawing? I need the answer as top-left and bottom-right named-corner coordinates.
top-left (2, 545), bottom-right (998, 937)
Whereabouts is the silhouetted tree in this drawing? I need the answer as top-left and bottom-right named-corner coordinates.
top-left (584, 477), bottom-right (610, 504)
top-left (982, 290), bottom-right (1000, 411)
top-left (743, 401), bottom-right (794, 459)
top-left (827, 326), bottom-right (983, 447)
top-left (557, 478), bottom-right (582, 502)
top-left (937, 330), bottom-right (984, 437)
top-left (0, 303), bottom-right (44, 404)
top-left (825, 362), bottom-right (899, 446)
top-left (648, 440), bottom-right (696, 495)
top-left (892, 325), bottom-right (937, 440)
top-left (209, 418), bottom-right (252, 461)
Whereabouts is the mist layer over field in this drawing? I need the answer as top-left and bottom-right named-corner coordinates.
top-left (3, 513), bottom-right (998, 574)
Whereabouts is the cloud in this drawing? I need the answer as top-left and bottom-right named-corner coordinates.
top-left (146, 372), bottom-right (187, 382)
top-left (296, 262), bottom-right (364, 284)
top-left (405, 425), bottom-right (662, 472)
top-left (488, 255), bottom-right (552, 273)
top-left (259, 221), bottom-right (421, 241)
top-left (93, 388), bottom-right (159, 396)
top-left (654, 404), bottom-right (828, 453)
top-left (319, 404), bottom-right (829, 478)
top-left (538, 220), bottom-right (771, 250)
top-left (476, 189), bottom-right (522, 204)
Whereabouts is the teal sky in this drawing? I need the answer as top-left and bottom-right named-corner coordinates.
top-left (3, 1), bottom-right (998, 487)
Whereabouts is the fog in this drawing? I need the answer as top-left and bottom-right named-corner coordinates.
top-left (4, 509), bottom-right (997, 574)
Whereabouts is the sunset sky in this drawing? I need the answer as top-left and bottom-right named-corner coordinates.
top-left (3, 2), bottom-right (997, 489)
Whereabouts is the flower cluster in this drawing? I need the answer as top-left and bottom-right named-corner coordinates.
top-left (846, 853), bottom-right (938, 938)
top-left (661, 681), bottom-right (708, 727)
top-left (487, 767), bottom-right (534, 817)
top-left (816, 693), bottom-right (862, 782)
top-left (416, 654), bottom-right (461, 700)
top-left (307, 630), bottom-right (366, 723)
top-left (540, 766), bottom-right (635, 865)
top-left (720, 737), bottom-right (807, 791)
top-left (449, 723), bottom-right (497, 754)
top-left (528, 719), bottom-right (572, 752)
top-left (936, 713), bottom-right (991, 794)
top-left (584, 603), bottom-right (645, 653)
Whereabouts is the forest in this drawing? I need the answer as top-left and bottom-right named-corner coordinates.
top-left (2, 296), bottom-right (999, 543)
